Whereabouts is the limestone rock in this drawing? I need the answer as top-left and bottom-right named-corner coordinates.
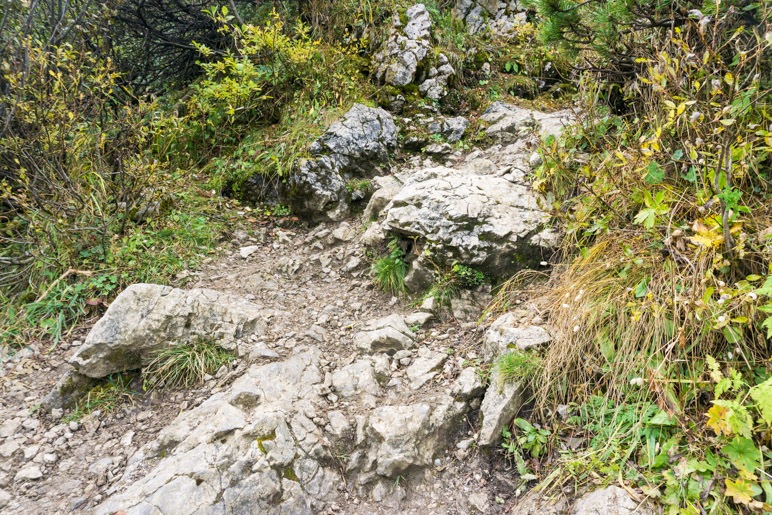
top-left (443, 116), bottom-right (470, 143)
top-left (451, 367), bottom-right (486, 401)
top-left (405, 348), bottom-right (447, 389)
top-left (571, 486), bottom-right (656, 515)
top-left (0, 488), bottom-right (10, 509)
top-left (485, 312), bottom-right (552, 358)
top-left (70, 284), bottom-right (268, 378)
top-left (354, 314), bottom-right (414, 354)
top-left (363, 175), bottom-right (403, 221)
top-left (41, 368), bottom-right (98, 411)
top-left (455, 0), bottom-right (527, 36)
top-left (477, 369), bottom-right (525, 446)
top-left (14, 465), bottom-right (43, 481)
top-left (482, 102), bottom-right (573, 142)
top-left (373, 4), bottom-right (432, 87)
top-left (283, 104), bottom-right (397, 221)
top-left (309, 103), bottom-right (398, 166)
top-left (419, 54), bottom-right (455, 100)
top-left (383, 165), bottom-right (554, 276)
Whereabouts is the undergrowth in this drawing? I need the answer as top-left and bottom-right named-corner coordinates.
top-left (496, 3), bottom-right (772, 512)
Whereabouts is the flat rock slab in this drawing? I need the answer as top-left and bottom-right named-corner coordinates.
top-left (485, 312), bottom-right (552, 358)
top-left (354, 314), bottom-right (414, 354)
top-left (70, 284), bottom-right (269, 378)
top-left (406, 348), bottom-right (447, 390)
top-left (477, 369), bottom-right (525, 446)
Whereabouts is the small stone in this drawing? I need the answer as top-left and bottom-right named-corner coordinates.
top-left (21, 418), bottom-right (39, 431)
top-left (0, 441), bottom-right (20, 458)
top-left (14, 465), bottom-right (43, 481)
top-left (0, 419), bottom-right (22, 438)
top-left (239, 245), bottom-right (260, 259)
top-left (42, 453), bottom-right (58, 464)
top-left (50, 408), bottom-right (63, 420)
top-left (0, 488), bottom-right (10, 509)
top-left (23, 445), bottom-right (40, 460)
top-left (68, 421), bottom-right (79, 432)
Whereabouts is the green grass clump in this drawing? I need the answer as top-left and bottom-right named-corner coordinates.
top-left (495, 350), bottom-right (542, 386)
top-left (143, 341), bottom-right (234, 391)
top-left (64, 374), bottom-right (136, 422)
top-left (372, 237), bottom-right (408, 295)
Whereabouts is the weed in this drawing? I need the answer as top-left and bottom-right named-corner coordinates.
top-left (64, 374), bottom-right (136, 422)
top-left (142, 340), bottom-right (234, 391)
top-left (372, 237), bottom-right (408, 295)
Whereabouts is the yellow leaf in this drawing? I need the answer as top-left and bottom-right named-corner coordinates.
top-left (707, 405), bottom-right (732, 436)
top-left (725, 478), bottom-right (758, 505)
top-left (725, 73), bottom-right (734, 86)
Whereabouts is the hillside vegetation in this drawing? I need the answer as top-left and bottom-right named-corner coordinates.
top-left (2, 0), bottom-right (772, 512)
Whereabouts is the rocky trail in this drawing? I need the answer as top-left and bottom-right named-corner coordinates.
top-left (0, 98), bottom-right (651, 514)
top-left (0, 214), bottom-right (521, 514)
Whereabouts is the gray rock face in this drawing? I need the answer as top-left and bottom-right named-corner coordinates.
top-left (418, 53), bottom-right (455, 100)
top-left (374, 5), bottom-right (432, 87)
top-left (477, 369), bottom-right (525, 446)
top-left (283, 104), bottom-right (397, 221)
top-left (405, 348), bottom-right (447, 389)
top-left (310, 103), bottom-right (398, 166)
top-left (363, 175), bottom-right (403, 221)
top-left (485, 312), bottom-right (552, 358)
top-left (571, 486), bottom-right (656, 515)
top-left (383, 165), bottom-right (552, 276)
top-left (70, 284), bottom-right (268, 378)
top-left (354, 314), bottom-right (415, 354)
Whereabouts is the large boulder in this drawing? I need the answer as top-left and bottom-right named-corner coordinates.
top-left (282, 104), bottom-right (397, 221)
top-left (69, 284), bottom-right (268, 378)
top-left (383, 165), bottom-right (555, 276)
top-left (373, 4), bottom-right (432, 87)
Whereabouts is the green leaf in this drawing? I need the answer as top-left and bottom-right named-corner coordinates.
top-left (749, 377), bottom-right (772, 425)
top-left (722, 437), bottom-right (761, 472)
top-left (761, 317), bottom-right (772, 339)
top-left (682, 166), bottom-right (697, 183)
top-left (634, 277), bottom-right (650, 298)
top-left (755, 276), bottom-right (772, 296)
top-left (644, 161), bottom-right (665, 184)
top-left (671, 149), bottom-right (684, 160)
top-left (722, 325), bottom-right (743, 344)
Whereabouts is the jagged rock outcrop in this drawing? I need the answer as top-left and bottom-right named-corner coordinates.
top-left (69, 284), bottom-right (269, 378)
top-left (373, 4), bottom-right (432, 87)
top-left (282, 104), bottom-right (397, 221)
top-left (483, 101), bottom-right (573, 142)
top-left (455, 0), bottom-right (527, 35)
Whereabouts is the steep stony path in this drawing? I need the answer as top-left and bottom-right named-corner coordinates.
top-left (0, 217), bottom-right (516, 514)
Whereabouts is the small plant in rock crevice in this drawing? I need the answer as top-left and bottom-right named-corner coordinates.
top-left (495, 350), bottom-right (542, 387)
top-left (424, 261), bottom-right (487, 307)
top-left (372, 236), bottom-right (409, 295)
top-left (142, 340), bottom-right (234, 391)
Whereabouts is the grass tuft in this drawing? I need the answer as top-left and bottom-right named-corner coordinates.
top-left (372, 236), bottom-right (408, 295)
top-left (64, 373), bottom-right (136, 422)
top-left (142, 340), bottom-right (234, 391)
